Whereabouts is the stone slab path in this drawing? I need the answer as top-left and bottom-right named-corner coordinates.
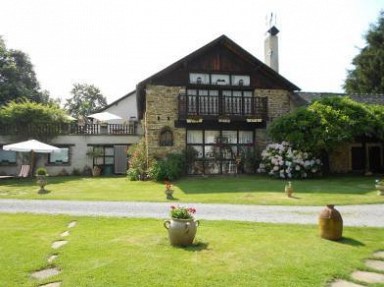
top-left (0, 199), bottom-right (384, 227)
top-left (328, 250), bottom-right (384, 286)
top-left (30, 220), bottom-right (77, 287)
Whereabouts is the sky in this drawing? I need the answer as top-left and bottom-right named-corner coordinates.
top-left (0, 0), bottom-right (383, 104)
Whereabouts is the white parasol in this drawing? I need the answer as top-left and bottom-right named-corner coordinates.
top-left (3, 139), bottom-right (60, 153)
top-left (3, 139), bottom-right (60, 177)
top-left (87, 112), bottom-right (122, 122)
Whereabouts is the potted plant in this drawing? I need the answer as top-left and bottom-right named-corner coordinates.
top-left (375, 179), bottom-right (384, 195)
top-left (35, 167), bottom-right (48, 193)
top-left (163, 205), bottom-right (200, 246)
top-left (164, 180), bottom-right (174, 199)
top-left (218, 115), bottom-right (231, 123)
top-left (186, 115), bottom-right (203, 123)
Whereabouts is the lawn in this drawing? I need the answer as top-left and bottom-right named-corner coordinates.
top-left (1, 213), bottom-right (384, 287)
top-left (0, 175), bottom-right (383, 205)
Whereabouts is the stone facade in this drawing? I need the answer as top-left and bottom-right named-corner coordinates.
top-left (144, 86), bottom-right (293, 161)
top-left (254, 89), bottom-right (292, 152)
top-left (145, 85), bottom-right (186, 159)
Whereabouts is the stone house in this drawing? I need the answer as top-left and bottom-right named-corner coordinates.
top-left (136, 32), bottom-right (300, 175)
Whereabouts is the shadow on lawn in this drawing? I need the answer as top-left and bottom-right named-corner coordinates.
top-left (180, 241), bottom-right (209, 252)
top-left (338, 237), bottom-right (365, 247)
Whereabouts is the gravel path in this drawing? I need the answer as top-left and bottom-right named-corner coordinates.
top-left (0, 199), bottom-right (383, 227)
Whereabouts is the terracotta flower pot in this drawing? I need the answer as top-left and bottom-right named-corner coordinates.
top-left (164, 218), bottom-right (200, 246)
top-left (318, 204), bottom-right (343, 241)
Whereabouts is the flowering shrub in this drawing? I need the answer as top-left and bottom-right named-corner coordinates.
top-left (257, 141), bottom-right (322, 179)
top-left (170, 205), bottom-right (196, 219)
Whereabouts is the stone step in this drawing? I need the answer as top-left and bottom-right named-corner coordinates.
top-left (351, 270), bottom-right (384, 284)
top-left (51, 240), bottom-right (67, 249)
top-left (373, 251), bottom-right (384, 259)
top-left (38, 282), bottom-right (61, 287)
top-left (31, 267), bottom-right (60, 280)
top-left (328, 279), bottom-right (365, 287)
top-left (365, 259), bottom-right (384, 271)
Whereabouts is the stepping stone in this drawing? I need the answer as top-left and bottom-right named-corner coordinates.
top-left (328, 279), bottom-right (365, 287)
top-left (68, 221), bottom-right (77, 228)
top-left (373, 251), bottom-right (384, 259)
top-left (51, 240), bottom-right (67, 249)
top-left (351, 270), bottom-right (384, 284)
top-left (31, 267), bottom-right (60, 280)
top-left (47, 254), bottom-right (58, 264)
top-left (60, 230), bottom-right (70, 237)
top-left (365, 259), bottom-right (384, 271)
top-left (38, 282), bottom-right (61, 287)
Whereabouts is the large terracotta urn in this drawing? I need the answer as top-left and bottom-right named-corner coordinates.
top-left (318, 204), bottom-right (343, 241)
top-left (164, 218), bottom-right (200, 247)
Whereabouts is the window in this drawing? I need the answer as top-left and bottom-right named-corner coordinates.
top-left (189, 73), bottom-right (250, 86)
top-left (49, 147), bottom-right (70, 164)
top-left (231, 75), bottom-right (250, 86)
top-left (159, 128), bottom-right (173, 146)
top-left (190, 73), bottom-right (210, 84)
top-left (211, 74), bottom-right (230, 85)
top-left (0, 148), bottom-right (16, 164)
top-left (186, 129), bottom-right (254, 175)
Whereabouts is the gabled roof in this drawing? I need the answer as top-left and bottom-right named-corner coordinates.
top-left (99, 90), bottom-right (136, 112)
top-left (137, 34), bottom-right (300, 119)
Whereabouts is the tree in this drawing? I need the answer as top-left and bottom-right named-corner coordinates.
top-left (0, 99), bottom-right (68, 141)
top-left (269, 96), bottom-right (384, 153)
top-left (0, 36), bottom-right (50, 105)
top-left (344, 11), bottom-right (384, 94)
top-left (64, 83), bottom-right (107, 118)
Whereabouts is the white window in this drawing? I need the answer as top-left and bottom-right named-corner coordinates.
top-left (211, 74), bottom-right (230, 85)
top-left (190, 73), bottom-right (210, 84)
top-left (231, 75), bottom-right (250, 86)
top-left (0, 149), bottom-right (16, 163)
top-left (49, 147), bottom-right (69, 164)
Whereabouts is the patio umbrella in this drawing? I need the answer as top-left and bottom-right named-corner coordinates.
top-left (3, 139), bottom-right (60, 176)
top-left (87, 112), bottom-right (122, 122)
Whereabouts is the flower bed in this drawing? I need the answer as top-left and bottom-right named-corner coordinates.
top-left (257, 141), bottom-right (322, 179)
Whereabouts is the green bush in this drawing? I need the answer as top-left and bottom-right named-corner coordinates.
top-left (152, 153), bottom-right (185, 181)
top-left (35, 167), bottom-right (47, 176)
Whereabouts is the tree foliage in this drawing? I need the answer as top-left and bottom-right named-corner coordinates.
top-left (269, 96), bottom-right (384, 153)
top-left (64, 83), bottom-right (107, 118)
top-left (0, 100), bottom-right (68, 141)
top-left (344, 11), bottom-right (384, 94)
top-left (0, 37), bottom-right (51, 105)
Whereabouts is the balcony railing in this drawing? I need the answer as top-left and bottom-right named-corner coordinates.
top-left (0, 122), bottom-right (138, 137)
top-left (178, 94), bottom-right (268, 120)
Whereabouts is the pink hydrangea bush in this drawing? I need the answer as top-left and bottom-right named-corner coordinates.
top-left (257, 141), bottom-right (322, 179)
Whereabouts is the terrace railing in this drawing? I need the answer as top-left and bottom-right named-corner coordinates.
top-left (178, 94), bottom-right (268, 120)
top-left (0, 122), bottom-right (138, 137)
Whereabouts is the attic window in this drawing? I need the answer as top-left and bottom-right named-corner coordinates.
top-left (190, 73), bottom-right (209, 84)
top-left (231, 75), bottom-right (250, 86)
top-left (211, 74), bottom-right (229, 85)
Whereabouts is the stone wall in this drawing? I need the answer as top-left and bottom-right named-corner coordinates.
top-left (145, 85), bottom-right (186, 158)
top-left (254, 89), bottom-right (292, 152)
top-left (144, 86), bottom-right (293, 161)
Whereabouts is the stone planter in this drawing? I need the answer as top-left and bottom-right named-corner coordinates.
top-left (375, 185), bottom-right (384, 196)
top-left (284, 182), bottom-right (293, 198)
top-left (36, 175), bottom-right (47, 193)
top-left (165, 188), bottom-right (174, 199)
top-left (164, 218), bottom-right (200, 246)
top-left (318, 204), bottom-right (343, 241)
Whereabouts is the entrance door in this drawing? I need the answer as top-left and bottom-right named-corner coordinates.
top-left (369, 146), bottom-right (382, 172)
top-left (351, 146), bottom-right (364, 171)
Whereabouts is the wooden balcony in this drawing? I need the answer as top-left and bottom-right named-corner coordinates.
top-left (178, 94), bottom-right (268, 121)
top-left (0, 122), bottom-right (138, 137)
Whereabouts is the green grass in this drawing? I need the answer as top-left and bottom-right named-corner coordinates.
top-left (1, 213), bottom-right (384, 287)
top-left (1, 175), bottom-right (383, 205)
